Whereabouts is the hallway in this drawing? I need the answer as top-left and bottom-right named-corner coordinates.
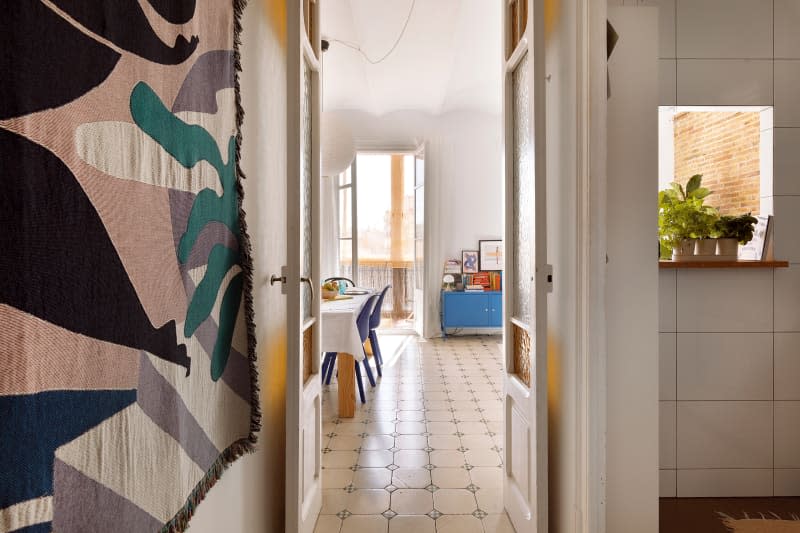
top-left (314, 336), bottom-right (513, 533)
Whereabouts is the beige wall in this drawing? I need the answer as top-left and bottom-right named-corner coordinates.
top-left (543, 0), bottom-right (578, 531)
top-left (190, 0), bottom-right (288, 531)
top-left (606, 6), bottom-right (660, 533)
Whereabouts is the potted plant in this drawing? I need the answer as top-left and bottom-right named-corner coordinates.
top-left (712, 213), bottom-right (758, 257)
top-left (658, 174), bottom-right (718, 260)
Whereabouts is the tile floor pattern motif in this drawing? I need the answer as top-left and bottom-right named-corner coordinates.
top-left (315, 335), bottom-right (515, 533)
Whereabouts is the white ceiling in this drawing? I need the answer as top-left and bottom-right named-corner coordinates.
top-left (321, 0), bottom-right (501, 116)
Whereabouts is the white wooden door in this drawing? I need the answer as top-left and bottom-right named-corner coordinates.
top-left (413, 145), bottom-right (425, 337)
top-left (502, 0), bottom-right (549, 531)
top-left (286, 1), bottom-right (322, 532)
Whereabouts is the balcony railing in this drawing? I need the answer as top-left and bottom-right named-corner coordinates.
top-left (340, 260), bottom-right (415, 321)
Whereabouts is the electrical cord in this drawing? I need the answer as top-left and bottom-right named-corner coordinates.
top-left (327, 0), bottom-right (416, 65)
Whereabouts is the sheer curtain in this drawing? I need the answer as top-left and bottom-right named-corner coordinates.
top-left (320, 175), bottom-right (339, 281)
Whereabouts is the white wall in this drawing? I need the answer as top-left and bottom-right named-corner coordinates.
top-left (606, 7), bottom-right (660, 533)
top-left (190, 0), bottom-right (287, 531)
top-left (325, 109), bottom-right (503, 338)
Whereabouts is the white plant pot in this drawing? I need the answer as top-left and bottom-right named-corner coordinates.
top-left (716, 238), bottom-right (739, 257)
top-left (694, 238), bottom-right (717, 257)
top-left (671, 239), bottom-right (696, 261)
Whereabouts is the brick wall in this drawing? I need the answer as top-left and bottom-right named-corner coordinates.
top-left (673, 111), bottom-right (760, 215)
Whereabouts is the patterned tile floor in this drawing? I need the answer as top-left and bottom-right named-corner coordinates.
top-left (314, 335), bottom-right (515, 533)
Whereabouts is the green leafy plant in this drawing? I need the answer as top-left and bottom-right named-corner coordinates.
top-left (713, 213), bottom-right (759, 244)
top-left (658, 174), bottom-right (719, 258)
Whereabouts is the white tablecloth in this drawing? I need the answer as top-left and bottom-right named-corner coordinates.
top-left (320, 292), bottom-right (374, 362)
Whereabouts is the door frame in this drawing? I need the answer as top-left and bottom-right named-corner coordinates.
top-left (347, 148), bottom-right (422, 335)
top-left (413, 144), bottom-right (425, 338)
top-left (575, 0), bottom-right (608, 531)
top-left (336, 159), bottom-right (358, 285)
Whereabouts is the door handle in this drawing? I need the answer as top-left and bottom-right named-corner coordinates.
top-left (301, 276), bottom-right (314, 300)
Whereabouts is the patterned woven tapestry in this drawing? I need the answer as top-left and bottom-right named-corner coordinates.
top-left (0, 1), bottom-right (259, 532)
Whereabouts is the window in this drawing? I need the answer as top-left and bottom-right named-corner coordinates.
top-left (336, 153), bottom-right (417, 329)
top-left (337, 164), bottom-right (355, 282)
top-left (659, 106), bottom-right (772, 216)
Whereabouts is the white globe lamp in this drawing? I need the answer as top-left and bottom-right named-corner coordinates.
top-left (321, 113), bottom-right (355, 177)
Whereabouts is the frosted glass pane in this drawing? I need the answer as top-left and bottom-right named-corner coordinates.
top-left (513, 52), bottom-right (533, 324)
top-left (301, 60), bottom-right (313, 320)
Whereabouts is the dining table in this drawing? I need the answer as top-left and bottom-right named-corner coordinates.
top-left (320, 290), bottom-right (375, 418)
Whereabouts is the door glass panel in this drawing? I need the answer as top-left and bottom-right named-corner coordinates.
top-left (512, 52), bottom-right (533, 324)
top-left (301, 60), bottom-right (313, 320)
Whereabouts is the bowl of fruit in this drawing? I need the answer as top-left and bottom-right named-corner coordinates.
top-left (322, 281), bottom-right (339, 300)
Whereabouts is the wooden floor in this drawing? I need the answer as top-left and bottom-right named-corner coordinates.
top-left (661, 497), bottom-right (800, 532)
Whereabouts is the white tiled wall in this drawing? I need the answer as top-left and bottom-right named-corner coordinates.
top-left (775, 469), bottom-right (800, 496)
top-left (677, 333), bottom-right (772, 400)
top-left (641, 0), bottom-right (800, 275)
top-left (676, 469), bottom-right (773, 497)
top-left (675, 270), bottom-right (773, 332)
top-left (676, 0), bottom-right (773, 59)
top-left (775, 333), bottom-right (800, 400)
top-left (775, 0), bottom-right (800, 58)
top-left (677, 60), bottom-right (773, 106)
top-left (646, 0), bottom-right (800, 498)
top-left (659, 269), bottom-right (793, 497)
top-left (775, 402), bottom-right (800, 468)
top-left (659, 333), bottom-right (676, 401)
top-left (677, 401), bottom-right (773, 469)
top-left (659, 59), bottom-right (677, 106)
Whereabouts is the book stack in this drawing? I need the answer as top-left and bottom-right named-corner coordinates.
top-left (462, 272), bottom-right (501, 291)
top-left (488, 272), bottom-right (502, 291)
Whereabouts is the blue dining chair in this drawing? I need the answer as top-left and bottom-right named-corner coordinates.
top-left (367, 285), bottom-right (391, 377)
top-left (321, 294), bottom-right (379, 404)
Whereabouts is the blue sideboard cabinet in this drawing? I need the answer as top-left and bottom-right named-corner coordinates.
top-left (441, 291), bottom-right (502, 334)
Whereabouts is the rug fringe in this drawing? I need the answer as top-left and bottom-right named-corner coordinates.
top-left (160, 0), bottom-right (261, 531)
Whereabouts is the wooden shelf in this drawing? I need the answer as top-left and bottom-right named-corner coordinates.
top-left (659, 260), bottom-right (789, 269)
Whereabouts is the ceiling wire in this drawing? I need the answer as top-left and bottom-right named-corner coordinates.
top-left (328, 0), bottom-right (416, 65)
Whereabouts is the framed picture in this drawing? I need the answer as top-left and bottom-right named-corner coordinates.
top-left (462, 250), bottom-right (479, 273)
top-left (479, 240), bottom-right (504, 271)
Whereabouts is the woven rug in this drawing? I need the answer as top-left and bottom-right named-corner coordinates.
top-left (722, 514), bottom-right (800, 532)
top-left (0, 2), bottom-right (259, 532)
